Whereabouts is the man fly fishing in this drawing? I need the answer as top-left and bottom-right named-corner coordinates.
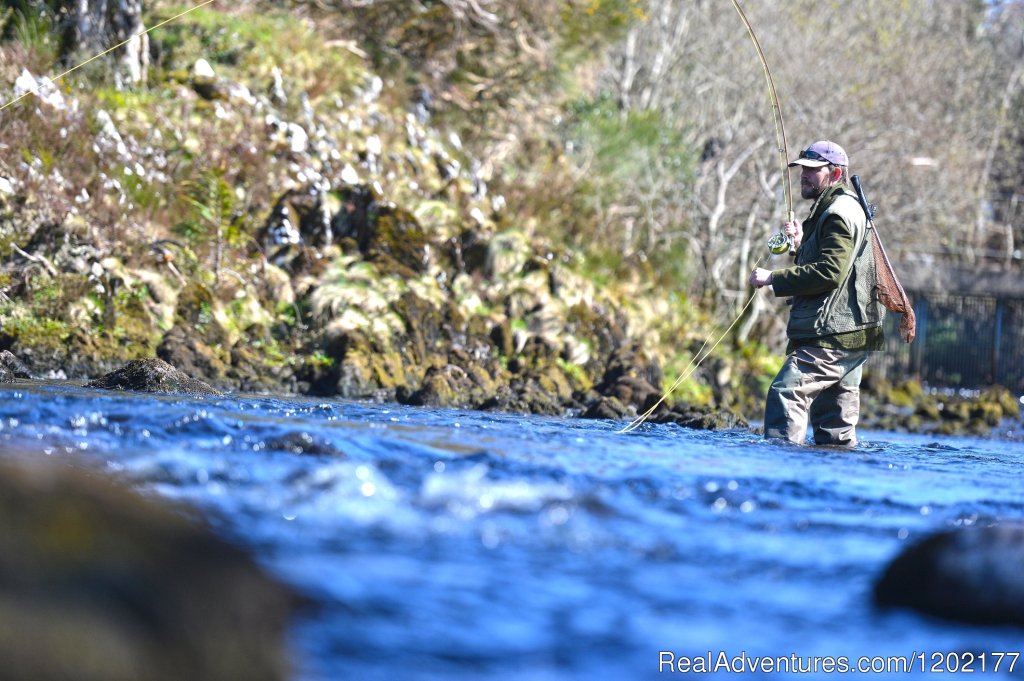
top-left (749, 141), bottom-right (884, 446)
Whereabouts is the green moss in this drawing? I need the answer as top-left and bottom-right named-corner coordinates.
top-left (887, 386), bottom-right (917, 408)
top-left (667, 378), bottom-right (712, 408)
top-left (969, 401), bottom-right (1003, 426)
top-left (307, 350), bottom-right (334, 369)
top-left (145, 2), bottom-right (366, 109)
top-left (555, 356), bottom-right (590, 390)
top-left (92, 88), bottom-right (162, 112)
top-left (981, 387), bottom-right (1021, 419)
top-left (0, 308), bottom-right (71, 351)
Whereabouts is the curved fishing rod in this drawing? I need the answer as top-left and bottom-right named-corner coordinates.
top-left (619, 1), bottom-right (794, 434)
top-left (0, 0), bottom-right (217, 113)
top-left (730, 0), bottom-right (795, 237)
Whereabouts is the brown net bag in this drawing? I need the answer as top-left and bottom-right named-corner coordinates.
top-left (870, 228), bottom-right (916, 343)
top-left (853, 175), bottom-right (915, 343)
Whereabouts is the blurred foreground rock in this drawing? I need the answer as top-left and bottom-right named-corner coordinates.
top-left (873, 524), bottom-right (1024, 626)
top-left (0, 458), bottom-right (296, 681)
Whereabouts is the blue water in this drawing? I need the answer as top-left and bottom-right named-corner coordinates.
top-left (1, 382), bottom-right (1022, 679)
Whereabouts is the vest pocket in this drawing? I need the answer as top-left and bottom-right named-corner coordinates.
top-left (787, 294), bottom-right (828, 338)
top-left (850, 258), bottom-right (881, 324)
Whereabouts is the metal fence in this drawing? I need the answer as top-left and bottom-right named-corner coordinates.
top-left (870, 293), bottom-right (1024, 392)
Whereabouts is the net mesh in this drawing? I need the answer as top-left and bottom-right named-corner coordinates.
top-left (870, 228), bottom-right (916, 343)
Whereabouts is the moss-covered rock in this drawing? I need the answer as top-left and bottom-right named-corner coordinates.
top-left (479, 377), bottom-right (564, 415)
top-left (367, 206), bottom-right (431, 274)
top-left (860, 377), bottom-right (1024, 437)
top-left (651, 404), bottom-right (748, 431)
top-left (157, 325), bottom-right (231, 387)
top-left (580, 395), bottom-right (632, 420)
top-left (86, 358), bottom-right (222, 396)
top-left (392, 290), bottom-right (448, 363)
top-left (408, 364), bottom-right (474, 408)
top-left (318, 328), bottom-right (412, 401)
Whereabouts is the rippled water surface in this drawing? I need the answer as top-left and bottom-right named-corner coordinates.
top-left (2, 382), bottom-right (1022, 679)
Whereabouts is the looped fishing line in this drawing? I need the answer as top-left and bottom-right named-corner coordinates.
top-left (1, 0), bottom-right (217, 113)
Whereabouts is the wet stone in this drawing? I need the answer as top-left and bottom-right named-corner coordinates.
top-left (86, 358), bottom-right (222, 396)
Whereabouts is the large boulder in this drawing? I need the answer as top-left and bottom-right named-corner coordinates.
top-left (86, 358), bottom-right (222, 396)
top-left (593, 342), bottom-right (663, 411)
top-left (0, 458), bottom-right (295, 681)
top-left (874, 524), bottom-right (1024, 626)
top-left (0, 349), bottom-right (32, 379)
top-left (157, 326), bottom-right (230, 386)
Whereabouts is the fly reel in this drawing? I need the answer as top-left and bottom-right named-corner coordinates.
top-left (767, 232), bottom-right (793, 255)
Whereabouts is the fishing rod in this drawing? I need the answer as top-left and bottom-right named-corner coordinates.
top-left (0, 0), bottom-right (217, 113)
top-left (619, 0), bottom-right (793, 434)
top-left (729, 0), bottom-right (795, 255)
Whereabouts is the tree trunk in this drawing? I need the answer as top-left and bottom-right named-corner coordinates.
top-left (56, 0), bottom-right (148, 86)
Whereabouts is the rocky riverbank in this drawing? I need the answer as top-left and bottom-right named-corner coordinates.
top-left (1, 6), bottom-right (756, 430)
top-left (859, 377), bottom-right (1024, 439)
top-left (0, 3), bottom-right (1019, 438)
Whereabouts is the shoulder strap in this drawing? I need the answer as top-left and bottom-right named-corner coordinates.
top-left (818, 193), bottom-right (866, 240)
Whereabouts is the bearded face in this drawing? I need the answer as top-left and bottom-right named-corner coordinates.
top-left (800, 165), bottom-right (838, 199)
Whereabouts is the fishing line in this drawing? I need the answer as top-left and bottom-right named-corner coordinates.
top-left (618, 1), bottom-right (794, 434)
top-left (1, 0), bottom-right (217, 113)
top-left (617, 254), bottom-right (768, 435)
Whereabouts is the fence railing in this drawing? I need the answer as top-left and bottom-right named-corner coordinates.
top-left (869, 262), bottom-right (1024, 392)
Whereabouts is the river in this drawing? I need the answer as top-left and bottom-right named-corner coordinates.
top-left (1, 382), bottom-right (1021, 680)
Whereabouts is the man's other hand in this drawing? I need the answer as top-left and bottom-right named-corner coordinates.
top-left (749, 268), bottom-right (773, 289)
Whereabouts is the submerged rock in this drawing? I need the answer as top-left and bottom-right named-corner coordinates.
top-left (0, 458), bottom-right (295, 681)
top-left (650, 404), bottom-right (748, 430)
top-left (87, 358), bottom-right (222, 396)
top-left (873, 524), bottom-right (1024, 626)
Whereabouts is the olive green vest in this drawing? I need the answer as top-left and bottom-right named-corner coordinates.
top-left (787, 191), bottom-right (885, 340)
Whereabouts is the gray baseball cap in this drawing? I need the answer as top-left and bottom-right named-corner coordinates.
top-left (789, 140), bottom-right (849, 167)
